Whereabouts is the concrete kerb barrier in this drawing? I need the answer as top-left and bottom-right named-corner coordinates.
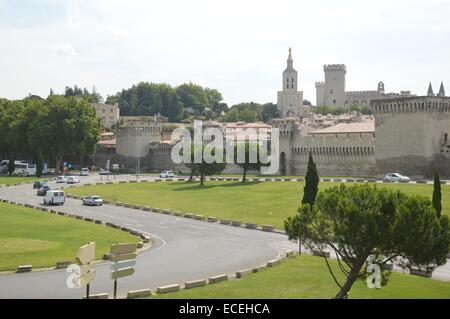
top-left (208, 274), bottom-right (228, 284)
top-left (313, 250), bottom-right (331, 258)
top-left (207, 216), bottom-right (218, 223)
top-left (194, 215), bottom-right (205, 221)
top-left (236, 269), bottom-right (252, 278)
top-left (184, 213), bottom-right (194, 219)
top-left (56, 260), bottom-right (71, 269)
top-left (220, 219), bottom-right (232, 225)
top-left (410, 269), bottom-right (433, 278)
top-left (127, 289), bottom-right (152, 299)
top-left (245, 223), bottom-right (258, 230)
top-left (262, 225), bottom-right (275, 232)
top-left (252, 265), bottom-right (267, 273)
top-left (231, 220), bottom-right (242, 227)
top-left (17, 265), bottom-right (32, 273)
top-left (157, 284), bottom-right (180, 294)
top-left (184, 279), bottom-right (207, 289)
top-left (173, 211), bottom-right (183, 216)
top-left (266, 258), bottom-right (283, 267)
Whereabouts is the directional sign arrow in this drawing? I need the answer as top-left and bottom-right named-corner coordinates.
top-left (110, 253), bottom-right (137, 262)
top-left (111, 267), bottom-right (135, 280)
top-left (111, 260), bottom-right (136, 271)
top-left (76, 242), bottom-right (96, 265)
top-left (79, 270), bottom-right (96, 287)
top-left (111, 243), bottom-right (136, 255)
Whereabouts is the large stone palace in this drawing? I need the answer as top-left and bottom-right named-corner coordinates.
top-left (94, 49), bottom-right (450, 178)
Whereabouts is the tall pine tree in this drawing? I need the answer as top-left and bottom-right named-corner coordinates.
top-left (433, 171), bottom-right (442, 218)
top-left (302, 153), bottom-right (319, 205)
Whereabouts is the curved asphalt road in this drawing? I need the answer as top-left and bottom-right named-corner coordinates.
top-left (0, 175), bottom-right (296, 299)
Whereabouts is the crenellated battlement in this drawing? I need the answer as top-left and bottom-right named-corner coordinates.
top-left (371, 96), bottom-right (450, 114)
top-left (323, 64), bottom-right (347, 72)
top-left (346, 90), bottom-right (379, 96)
top-left (315, 81), bottom-right (325, 87)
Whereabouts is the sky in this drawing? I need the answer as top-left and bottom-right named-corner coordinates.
top-left (1, 0), bottom-right (450, 105)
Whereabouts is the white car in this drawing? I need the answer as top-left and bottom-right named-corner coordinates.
top-left (160, 170), bottom-right (174, 178)
top-left (43, 190), bottom-right (65, 205)
top-left (80, 168), bottom-right (90, 176)
top-left (384, 173), bottom-right (411, 182)
top-left (66, 176), bottom-right (80, 184)
top-left (56, 176), bottom-right (67, 183)
top-left (82, 195), bottom-right (103, 206)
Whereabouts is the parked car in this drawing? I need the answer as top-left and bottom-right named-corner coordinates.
top-left (43, 190), bottom-right (65, 205)
top-left (66, 176), bottom-right (80, 184)
top-left (56, 176), bottom-right (67, 183)
top-left (383, 173), bottom-right (411, 182)
top-left (82, 195), bottom-right (103, 206)
top-left (160, 170), bottom-right (174, 178)
top-left (33, 181), bottom-right (47, 189)
top-left (99, 168), bottom-right (110, 175)
top-left (37, 185), bottom-right (50, 196)
top-left (80, 168), bottom-right (90, 176)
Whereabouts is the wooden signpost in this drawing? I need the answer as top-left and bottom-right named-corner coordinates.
top-left (110, 242), bottom-right (137, 298)
top-left (75, 242), bottom-right (96, 299)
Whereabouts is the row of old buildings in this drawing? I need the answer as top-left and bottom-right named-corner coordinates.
top-left (91, 49), bottom-right (450, 178)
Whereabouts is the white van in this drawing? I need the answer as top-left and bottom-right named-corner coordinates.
top-left (44, 190), bottom-right (65, 206)
top-left (25, 164), bottom-right (36, 176)
top-left (80, 168), bottom-right (89, 176)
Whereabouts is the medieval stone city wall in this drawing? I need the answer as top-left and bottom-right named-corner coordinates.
top-left (372, 96), bottom-right (450, 178)
top-left (281, 132), bottom-right (375, 177)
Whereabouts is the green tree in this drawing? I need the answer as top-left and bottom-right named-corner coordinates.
top-left (190, 145), bottom-right (226, 186)
top-left (42, 96), bottom-right (102, 172)
top-left (36, 151), bottom-right (44, 178)
top-left (7, 157), bottom-right (15, 176)
top-left (234, 141), bottom-right (266, 183)
top-left (302, 153), bottom-right (319, 205)
top-left (433, 171), bottom-right (442, 218)
top-left (290, 184), bottom-right (450, 299)
top-left (261, 103), bottom-right (279, 122)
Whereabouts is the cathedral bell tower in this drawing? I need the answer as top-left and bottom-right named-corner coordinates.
top-left (277, 48), bottom-right (304, 118)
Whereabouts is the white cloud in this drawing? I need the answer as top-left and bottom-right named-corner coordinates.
top-left (99, 25), bottom-right (128, 38)
top-left (66, 4), bottom-right (80, 28)
top-left (1, 0), bottom-right (450, 104)
top-left (51, 43), bottom-right (78, 56)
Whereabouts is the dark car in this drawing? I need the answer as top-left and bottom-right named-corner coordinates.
top-left (37, 185), bottom-right (50, 196)
top-left (33, 181), bottom-right (47, 189)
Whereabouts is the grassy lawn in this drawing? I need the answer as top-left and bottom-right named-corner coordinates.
top-left (0, 176), bottom-right (41, 185)
top-left (150, 255), bottom-right (450, 299)
top-left (67, 181), bottom-right (450, 230)
top-left (0, 202), bottom-right (139, 271)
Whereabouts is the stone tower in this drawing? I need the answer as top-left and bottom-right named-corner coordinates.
top-left (427, 82), bottom-right (435, 96)
top-left (323, 64), bottom-right (347, 107)
top-left (438, 81), bottom-right (446, 97)
top-left (315, 81), bottom-right (325, 106)
top-left (277, 48), bottom-right (304, 117)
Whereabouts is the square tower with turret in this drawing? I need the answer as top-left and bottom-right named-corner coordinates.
top-left (277, 48), bottom-right (304, 117)
top-left (323, 64), bottom-right (347, 107)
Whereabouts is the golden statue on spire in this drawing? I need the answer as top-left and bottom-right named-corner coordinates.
top-left (288, 47), bottom-right (292, 59)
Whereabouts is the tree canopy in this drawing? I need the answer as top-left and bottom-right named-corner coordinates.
top-left (0, 96), bottom-right (102, 172)
top-left (286, 183), bottom-right (450, 299)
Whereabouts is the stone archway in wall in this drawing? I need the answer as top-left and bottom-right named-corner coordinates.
top-left (280, 152), bottom-right (287, 176)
